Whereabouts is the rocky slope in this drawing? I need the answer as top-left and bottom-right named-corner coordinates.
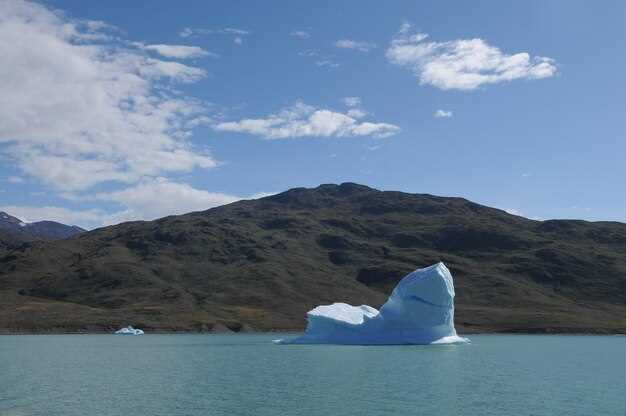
top-left (0, 229), bottom-right (30, 258)
top-left (1, 183), bottom-right (625, 333)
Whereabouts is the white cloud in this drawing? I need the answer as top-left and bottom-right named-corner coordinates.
top-left (179, 27), bottom-right (195, 37)
top-left (0, 0), bottom-right (215, 191)
top-left (179, 27), bottom-right (250, 38)
top-left (297, 49), bottom-right (338, 68)
top-left (213, 101), bottom-right (399, 139)
top-left (139, 43), bottom-right (218, 59)
top-left (342, 97), bottom-right (367, 119)
top-left (347, 108), bottom-right (367, 119)
top-left (178, 26), bottom-right (249, 44)
top-left (5, 179), bottom-right (273, 229)
top-left (315, 60), bottom-right (340, 68)
top-left (334, 39), bottom-right (376, 52)
top-left (434, 109), bottom-right (453, 118)
top-left (386, 23), bottom-right (557, 90)
top-left (290, 30), bottom-right (310, 39)
top-left (16, 153), bottom-right (138, 190)
top-left (91, 178), bottom-right (241, 225)
top-left (342, 97), bottom-right (362, 107)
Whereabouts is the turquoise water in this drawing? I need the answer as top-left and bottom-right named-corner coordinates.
top-left (1, 334), bottom-right (625, 415)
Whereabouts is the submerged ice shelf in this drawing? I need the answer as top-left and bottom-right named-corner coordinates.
top-left (278, 262), bottom-right (469, 345)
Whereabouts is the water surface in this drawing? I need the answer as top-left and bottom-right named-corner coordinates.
top-left (1, 334), bottom-right (624, 415)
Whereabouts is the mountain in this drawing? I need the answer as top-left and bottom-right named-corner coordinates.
top-left (0, 215), bottom-right (39, 258)
top-left (0, 212), bottom-right (85, 240)
top-left (1, 183), bottom-right (625, 334)
top-left (0, 229), bottom-right (31, 258)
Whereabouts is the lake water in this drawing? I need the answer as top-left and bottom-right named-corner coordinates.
top-left (1, 334), bottom-right (625, 416)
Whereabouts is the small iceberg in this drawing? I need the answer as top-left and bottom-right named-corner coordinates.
top-left (114, 325), bottom-right (144, 335)
top-left (277, 262), bottom-right (469, 345)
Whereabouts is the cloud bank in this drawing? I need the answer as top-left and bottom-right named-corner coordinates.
top-left (0, 0), bottom-right (216, 193)
top-left (1, 177), bottom-right (271, 228)
top-left (0, 0), bottom-right (241, 228)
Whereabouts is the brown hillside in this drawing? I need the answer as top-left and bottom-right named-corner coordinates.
top-left (1, 183), bottom-right (625, 333)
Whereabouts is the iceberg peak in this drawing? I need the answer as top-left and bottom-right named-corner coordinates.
top-left (278, 262), bottom-right (468, 345)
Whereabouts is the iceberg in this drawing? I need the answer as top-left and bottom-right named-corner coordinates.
top-left (278, 262), bottom-right (469, 345)
top-left (114, 325), bottom-right (144, 335)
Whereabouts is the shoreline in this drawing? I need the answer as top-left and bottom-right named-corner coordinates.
top-left (1, 329), bottom-right (624, 336)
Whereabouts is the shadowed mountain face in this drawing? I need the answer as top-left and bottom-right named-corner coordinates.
top-left (0, 212), bottom-right (85, 241)
top-left (1, 183), bottom-right (626, 334)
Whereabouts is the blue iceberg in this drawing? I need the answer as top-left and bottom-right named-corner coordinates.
top-left (278, 262), bottom-right (469, 345)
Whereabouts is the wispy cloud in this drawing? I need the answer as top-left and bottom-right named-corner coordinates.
top-left (334, 39), bottom-right (376, 52)
top-left (213, 101), bottom-right (400, 139)
top-left (290, 30), bottom-right (310, 39)
top-left (179, 27), bottom-right (250, 37)
top-left (315, 60), bottom-right (340, 68)
top-left (2, 178), bottom-right (274, 229)
top-left (386, 23), bottom-right (557, 91)
top-left (298, 49), bottom-right (319, 57)
top-left (0, 0), bottom-right (215, 192)
top-left (434, 109), bottom-right (453, 118)
top-left (298, 49), bottom-right (339, 67)
top-left (342, 97), bottom-right (361, 107)
top-left (342, 97), bottom-right (367, 119)
top-left (179, 27), bottom-right (250, 45)
top-left (137, 43), bottom-right (219, 59)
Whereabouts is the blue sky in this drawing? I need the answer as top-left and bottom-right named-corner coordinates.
top-left (1, 0), bottom-right (625, 228)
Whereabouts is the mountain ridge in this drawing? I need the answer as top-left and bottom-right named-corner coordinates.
top-left (0, 211), bottom-right (85, 241)
top-left (1, 183), bottom-right (625, 334)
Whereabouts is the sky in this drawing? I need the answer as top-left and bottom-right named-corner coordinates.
top-left (1, 0), bottom-right (625, 229)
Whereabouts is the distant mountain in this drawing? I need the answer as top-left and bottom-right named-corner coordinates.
top-left (1, 183), bottom-right (625, 334)
top-left (0, 212), bottom-right (26, 230)
top-left (0, 212), bottom-right (85, 240)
